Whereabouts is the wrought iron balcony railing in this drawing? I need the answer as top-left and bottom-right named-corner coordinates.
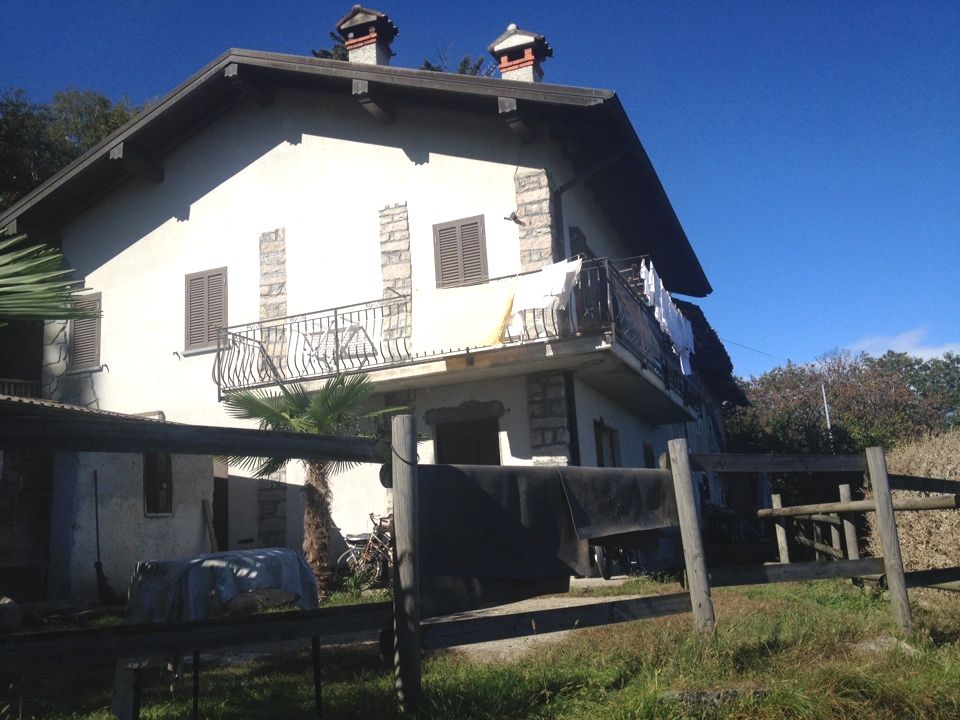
top-left (0, 378), bottom-right (40, 398)
top-left (214, 259), bottom-right (699, 408)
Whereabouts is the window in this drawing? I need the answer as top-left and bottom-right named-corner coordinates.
top-left (594, 419), bottom-right (620, 468)
top-left (435, 416), bottom-right (501, 465)
top-left (185, 268), bottom-right (227, 352)
top-left (143, 452), bottom-right (173, 515)
top-left (69, 293), bottom-right (101, 370)
top-left (433, 216), bottom-right (488, 288)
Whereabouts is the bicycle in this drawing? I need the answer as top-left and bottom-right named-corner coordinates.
top-left (335, 513), bottom-right (393, 590)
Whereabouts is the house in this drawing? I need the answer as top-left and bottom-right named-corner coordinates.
top-left (0, 6), bottom-right (746, 602)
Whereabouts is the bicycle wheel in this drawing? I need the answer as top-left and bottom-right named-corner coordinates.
top-left (353, 549), bottom-right (386, 589)
top-left (335, 548), bottom-right (361, 583)
top-left (593, 544), bottom-right (612, 580)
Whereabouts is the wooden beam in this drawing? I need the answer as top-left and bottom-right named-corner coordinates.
top-left (352, 79), bottom-right (395, 124)
top-left (796, 532), bottom-right (844, 560)
top-left (772, 494), bottom-right (790, 563)
top-left (904, 566), bottom-right (960, 590)
top-left (391, 414), bottom-right (420, 713)
top-left (839, 484), bottom-right (860, 560)
top-left (108, 142), bottom-right (163, 183)
top-left (889, 474), bottom-right (960, 494)
top-left (0, 413), bottom-right (385, 463)
top-left (708, 558), bottom-right (884, 587)
top-left (0, 602), bottom-right (391, 671)
top-left (224, 62), bottom-right (273, 106)
top-left (668, 438), bottom-right (715, 636)
top-left (497, 97), bottom-right (534, 143)
top-left (757, 494), bottom-right (960, 519)
top-left (866, 447), bottom-right (912, 634)
top-left (421, 593), bottom-right (691, 649)
top-left (690, 453), bottom-right (867, 473)
top-left (556, 146), bottom-right (633, 194)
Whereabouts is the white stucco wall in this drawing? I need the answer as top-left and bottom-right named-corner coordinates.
top-left (47, 452), bottom-right (212, 602)
top-left (43, 81), bottom-right (723, 564)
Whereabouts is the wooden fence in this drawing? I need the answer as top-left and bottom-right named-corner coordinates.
top-left (670, 439), bottom-right (960, 638)
top-left (5, 403), bottom-right (959, 717)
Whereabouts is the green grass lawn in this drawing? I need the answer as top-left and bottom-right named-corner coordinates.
top-left (4, 580), bottom-right (960, 719)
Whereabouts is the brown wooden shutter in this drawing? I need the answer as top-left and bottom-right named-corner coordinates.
top-left (433, 215), bottom-right (488, 288)
top-left (69, 293), bottom-right (101, 370)
top-left (185, 268), bottom-right (228, 351)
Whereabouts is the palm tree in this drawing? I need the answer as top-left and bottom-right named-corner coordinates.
top-left (222, 373), bottom-right (390, 600)
top-left (0, 232), bottom-right (97, 325)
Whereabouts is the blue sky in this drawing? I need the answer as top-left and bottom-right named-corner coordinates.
top-left (3, 1), bottom-right (958, 378)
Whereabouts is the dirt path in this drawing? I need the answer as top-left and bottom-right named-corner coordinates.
top-left (427, 576), bottom-right (634, 664)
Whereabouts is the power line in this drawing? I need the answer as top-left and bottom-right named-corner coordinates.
top-left (719, 338), bottom-right (785, 361)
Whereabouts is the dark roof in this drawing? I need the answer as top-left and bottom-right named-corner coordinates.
top-left (0, 49), bottom-right (711, 297)
top-left (674, 300), bottom-right (748, 406)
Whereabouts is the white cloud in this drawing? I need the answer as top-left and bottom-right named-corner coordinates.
top-left (847, 327), bottom-right (960, 359)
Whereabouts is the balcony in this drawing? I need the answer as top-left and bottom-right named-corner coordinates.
top-left (0, 378), bottom-right (40, 399)
top-left (214, 259), bottom-right (700, 416)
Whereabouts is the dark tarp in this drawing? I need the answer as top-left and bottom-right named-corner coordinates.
top-left (416, 464), bottom-right (678, 616)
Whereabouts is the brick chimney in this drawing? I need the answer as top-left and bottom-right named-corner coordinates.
top-left (335, 5), bottom-right (398, 65)
top-left (488, 24), bottom-right (553, 83)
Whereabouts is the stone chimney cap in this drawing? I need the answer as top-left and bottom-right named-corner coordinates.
top-left (487, 24), bottom-right (553, 60)
top-left (335, 5), bottom-right (398, 45)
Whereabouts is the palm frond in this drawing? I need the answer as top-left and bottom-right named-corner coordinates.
top-left (219, 374), bottom-right (383, 479)
top-left (222, 389), bottom-right (296, 431)
top-left (0, 233), bottom-right (98, 324)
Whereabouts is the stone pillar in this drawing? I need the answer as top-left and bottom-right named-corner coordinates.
top-left (514, 169), bottom-right (559, 272)
top-left (259, 228), bottom-right (287, 376)
top-left (41, 320), bottom-right (98, 408)
top-left (379, 203), bottom-right (412, 361)
top-left (526, 371), bottom-right (571, 465)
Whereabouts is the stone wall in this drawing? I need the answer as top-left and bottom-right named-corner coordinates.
top-left (514, 169), bottom-right (560, 272)
top-left (379, 203), bottom-right (412, 361)
top-left (526, 371), bottom-right (571, 465)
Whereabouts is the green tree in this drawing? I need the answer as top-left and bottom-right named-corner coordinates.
top-left (311, 33), bottom-right (348, 61)
top-left (420, 47), bottom-right (496, 76)
top-left (868, 351), bottom-right (960, 429)
top-left (222, 374), bottom-right (393, 600)
top-left (0, 88), bottom-right (135, 212)
top-left (725, 350), bottom-right (943, 455)
top-left (0, 232), bottom-right (97, 326)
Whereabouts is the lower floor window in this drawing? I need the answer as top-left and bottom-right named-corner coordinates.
top-left (144, 453), bottom-right (173, 515)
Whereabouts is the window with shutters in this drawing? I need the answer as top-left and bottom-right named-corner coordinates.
top-left (433, 216), bottom-right (488, 288)
top-left (184, 268), bottom-right (227, 352)
top-left (69, 293), bottom-right (101, 370)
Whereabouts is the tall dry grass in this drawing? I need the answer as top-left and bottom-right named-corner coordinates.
top-left (866, 429), bottom-right (960, 570)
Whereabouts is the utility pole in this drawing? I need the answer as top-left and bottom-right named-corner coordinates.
top-left (821, 383), bottom-right (835, 451)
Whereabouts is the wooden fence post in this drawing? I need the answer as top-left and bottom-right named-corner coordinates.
top-left (772, 494), bottom-right (790, 563)
top-left (667, 438), bottom-right (716, 636)
top-left (391, 415), bottom-right (421, 712)
top-left (865, 447), bottom-right (912, 634)
top-left (838, 484), bottom-right (860, 560)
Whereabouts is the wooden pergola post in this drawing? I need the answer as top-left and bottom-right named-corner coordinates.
top-left (391, 415), bottom-right (421, 712)
top-left (838, 484), bottom-right (860, 560)
top-left (772, 494), bottom-right (790, 563)
top-left (667, 438), bottom-right (716, 636)
top-left (865, 447), bottom-right (912, 634)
